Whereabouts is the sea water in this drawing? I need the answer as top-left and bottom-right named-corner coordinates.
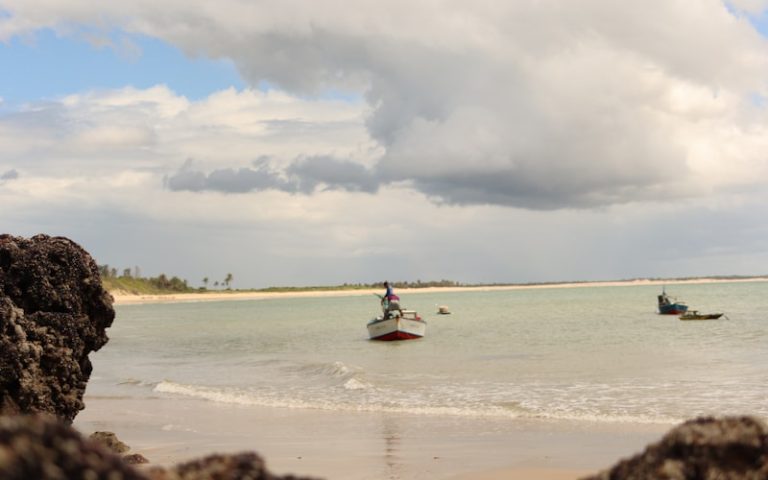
top-left (86, 281), bottom-right (768, 426)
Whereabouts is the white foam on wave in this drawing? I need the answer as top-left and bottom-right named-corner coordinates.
top-left (161, 424), bottom-right (196, 433)
top-left (329, 361), bottom-right (351, 377)
top-left (151, 380), bottom-right (684, 425)
top-left (154, 381), bottom-right (316, 409)
top-left (343, 378), bottom-right (372, 391)
top-left (523, 409), bottom-right (682, 425)
top-left (155, 381), bottom-right (258, 406)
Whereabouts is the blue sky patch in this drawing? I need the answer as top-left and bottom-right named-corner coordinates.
top-left (0, 28), bottom-right (245, 106)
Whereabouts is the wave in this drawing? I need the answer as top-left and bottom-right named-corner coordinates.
top-left (343, 378), bottom-right (372, 390)
top-left (161, 424), bottom-right (197, 433)
top-left (285, 360), bottom-right (354, 379)
top-left (108, 374), bottom-right (766, 427)
top-left (116, 378), bottom-right (158, 388)
top-left (151, 380), bottom-right (682, 425)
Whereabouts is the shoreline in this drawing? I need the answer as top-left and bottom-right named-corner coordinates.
top-left (74, 396), bottom-right (668, 480)
top-left (110, 276), bottom-right (768, 305)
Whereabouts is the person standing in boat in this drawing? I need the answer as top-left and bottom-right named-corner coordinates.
top-left (382, 281), bottom-right (402, 318)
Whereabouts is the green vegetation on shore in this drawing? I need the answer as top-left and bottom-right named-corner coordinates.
top-left (256, 275), bottom-right (768, 293)
top-left (99, 263), bottom-right (768, 296)
top-left (257, 279), bottom-right (461, 292)
top-left (98, 266), bottom-right (464, 295)
top-left (99, 265), bottom-right (238, 294)
top-left (99, 265), bottom-right (196, 294)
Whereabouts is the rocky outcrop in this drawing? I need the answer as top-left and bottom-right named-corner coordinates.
top-left (90, 431), bottom-right (130, 454)
top-left (124, 453), bottom-right (151, 465)
top-left (582, 416), bottom-right (768, 480)
top-left (0, 415), bottom-right (146, 480)
top-left (0, 415), bottom-right (318, 480)
top-left (0, 234), bottom-right (115, 423)
top-left (90, 430), bottom-right (154, 465)
top-left (147, 452), bottom-right (321, 480)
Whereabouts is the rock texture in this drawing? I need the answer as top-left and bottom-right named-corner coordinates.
top-left (582, 416), bottom-right (768, 480)
top-left (90, 430), bottom-right (154, 465)
top-left (0, 415), bottom-right (318, 480)
top-left (0, 414), bottom-right (146, 480)
top-left (0, 234), bottom-right (115, 423)
top-left (89, 431), bottom-right (130, 454)
top-left (124, 453), bottom-right (150, 465)
top-left (147, 452), bottom-right (320, 480)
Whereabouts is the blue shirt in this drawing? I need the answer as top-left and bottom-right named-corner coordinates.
top-left (384, 284), bottom-right (398, 301)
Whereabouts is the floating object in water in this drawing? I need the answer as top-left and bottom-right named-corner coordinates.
top-left (367, 311), bottom-right (426, 340)
top-left (679, 311), bottom-right (724, 321)
top-left (368, 294), bottom-right (426, 340)
top-left (658, 287), bottom-right (688, 315)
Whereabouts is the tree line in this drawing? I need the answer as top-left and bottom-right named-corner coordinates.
top-left (258, 279), bottom-right (461, 292)
top-left (97, 264), bottom-right (462, 294)
top-left (98, 265), bottom-right (234, 292)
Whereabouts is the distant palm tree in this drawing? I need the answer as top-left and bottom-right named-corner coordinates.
top-left (203, 277), bottom-right (209, 289)
top-left (224, 273), bottom-right (233, 289)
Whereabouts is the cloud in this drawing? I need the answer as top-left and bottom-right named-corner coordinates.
top-left (0, 84), bottom-right (372, 177)
top-left (165, 158), bottom-right (289, 193)
top-left (165, 155), bottom-right (379, 194)
top-left (1, 169), bottom-right (19, 181)
top-left (727, 0), bottom-right (768, 15)
top-left (287, 155), bottom-right (379, 194)
top-left (3, 1), bottom-right (768, 210)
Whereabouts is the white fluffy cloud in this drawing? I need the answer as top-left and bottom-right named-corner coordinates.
top-left (3, 0), bottom-right (768, 209)
top-left (3, 1), bottom-right (768, 286)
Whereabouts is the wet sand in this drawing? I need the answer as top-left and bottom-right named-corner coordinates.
top-left (74, 396), bottom-right (668, 480)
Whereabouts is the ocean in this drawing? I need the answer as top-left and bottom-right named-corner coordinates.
top-left (85, 281), bottom-right (768, 427)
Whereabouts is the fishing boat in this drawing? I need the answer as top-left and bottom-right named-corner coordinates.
top-left (657, 288), bottom-right (688, 315)
top-left (368, 295), bottom-right (426, 340)
top-left (679, 311), bottom-right (723, 321)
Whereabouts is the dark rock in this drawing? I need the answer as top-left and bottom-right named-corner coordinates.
top-left (581, 416), bottom-right (768, 480)
top-left (90, 430), bottom-right (130, 454)
top-left (0, 416), bottom-right (318, 480)
top-left (0, 234), bottom-right (114, 423)
top-left (0, 414), bottom-right (148, 480)
top-left (124, 453), bottom-right (151, 465)
top-left (147, 452), bottom-right (321, 480)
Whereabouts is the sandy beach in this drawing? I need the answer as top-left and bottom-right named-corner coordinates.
top-left (110, 276), bottom-right (768, 305)
top-left (74, 396), bottom-right (667, 480)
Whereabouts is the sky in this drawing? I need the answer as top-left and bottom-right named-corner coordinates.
top-left (1, 0), bottom-right (768, 289)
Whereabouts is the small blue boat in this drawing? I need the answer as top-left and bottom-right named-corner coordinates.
top-left (658, 288), bottom-right (688, 315)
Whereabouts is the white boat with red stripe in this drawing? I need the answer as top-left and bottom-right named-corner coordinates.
top-left (367, 310), bottom-right (426, 341)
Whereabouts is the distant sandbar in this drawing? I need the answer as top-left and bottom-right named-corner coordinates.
top-left (110, 276), bottom-right (768, 306)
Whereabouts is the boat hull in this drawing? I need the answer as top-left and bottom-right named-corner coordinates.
top-left (658, 291), bottom-right (688, 314)
top-left (659, 303), bottom-right (688, 315)
top-left (680, 313), bottom-right (723, 320)
top-left (367, 315), bottom-right (426, 341)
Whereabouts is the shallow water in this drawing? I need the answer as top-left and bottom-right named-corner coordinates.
top-left (87, 281), bottom-right (768, 426)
